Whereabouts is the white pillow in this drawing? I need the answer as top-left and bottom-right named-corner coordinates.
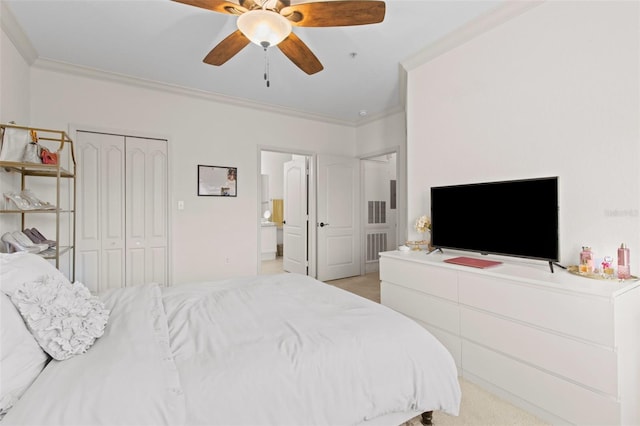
top-left (0, 252), bottom-right (70, 297)
top-left (10, 276), bottom-right (110, 361)
top-left (0, 293), bottom-right (49, 418)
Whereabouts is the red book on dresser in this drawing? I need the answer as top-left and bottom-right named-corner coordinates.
top-left (444, 256), bottom-right (502, 269)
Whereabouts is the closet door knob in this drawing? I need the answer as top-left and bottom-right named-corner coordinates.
top-left (319, 222), bottom-right (329, 227)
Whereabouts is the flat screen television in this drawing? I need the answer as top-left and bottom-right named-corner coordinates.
top-left (430, 176), bottom-right (559, 268)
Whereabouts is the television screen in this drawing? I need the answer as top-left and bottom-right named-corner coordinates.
top-left (430, 177), bottom-right (559, 262)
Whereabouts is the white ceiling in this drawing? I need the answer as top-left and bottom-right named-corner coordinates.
top-left (4, 0), bottom-right (503, 125)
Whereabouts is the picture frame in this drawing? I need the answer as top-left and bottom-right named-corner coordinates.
top-left (198, 165), bottom-right (237, 197)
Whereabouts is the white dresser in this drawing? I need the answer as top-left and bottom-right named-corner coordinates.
top-left (380, 250), bottom-right (640, 425)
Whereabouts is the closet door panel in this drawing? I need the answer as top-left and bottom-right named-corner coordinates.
top-left (126, 137), bottom-right (168, 286)
top-left (126, 146), bottom-right (146, 240)
top-left (102, 142), bottom-right (126, 291)
top-left (127, 248), bottom-right (147, 287)
top-left (147, 139), bottom-right (168, 285)
top-left (149, 145), bottom-right (167, 240)
top-left (104, 249), bottom-right (125, 291)
top-left (76, 139), bottom-right (100, 293)
top-left (150, 247), bottom-right (167, 285)
top-left (76, 132), bottom-right (125, 293)
top-left (77, 251), bottom-right (99, 293)
top-left (126, 143), bottom-right (147, 286)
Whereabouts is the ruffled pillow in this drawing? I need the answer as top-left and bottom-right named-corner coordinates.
top-left (10, 276), bottom-right (110, 361)
top-left (0, 252), bottom-right (70, 297)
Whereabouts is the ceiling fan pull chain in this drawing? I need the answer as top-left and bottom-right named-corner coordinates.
top-left (264, 47), bottom-right (270, 88)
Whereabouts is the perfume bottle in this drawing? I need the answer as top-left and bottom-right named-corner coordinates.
top-left (602, 256), bottom-right (615, 277)
top-left (617, 243), bottom-right (630, 279)
top-left (579, 246), bottom-right (594, 274)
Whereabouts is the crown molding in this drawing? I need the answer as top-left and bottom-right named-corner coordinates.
top-left (1, 1), bottom-right (37, 64)
top-left (32, 58), bottom-right (361, 127)
top-left (402, 0), bottom-right (544, 71)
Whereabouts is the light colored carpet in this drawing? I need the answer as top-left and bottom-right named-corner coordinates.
top-left (403, 378), bottom-right (549, 425)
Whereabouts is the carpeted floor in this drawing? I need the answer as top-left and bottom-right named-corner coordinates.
top-left (403, 378), bottom-right (549, 425)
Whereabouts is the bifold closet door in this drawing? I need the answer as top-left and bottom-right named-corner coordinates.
top-left (76, 132), bottom-right (167, 293)
top-left (76, 132), bottom-right (126, 293)
top-left (125, 137), bottom-right (168, 287)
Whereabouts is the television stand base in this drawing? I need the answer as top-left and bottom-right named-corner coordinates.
top-left (549, 261), bottom-right (566, 273)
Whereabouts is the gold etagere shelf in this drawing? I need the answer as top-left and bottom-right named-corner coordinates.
top-left (0, 123), bottom-right (76, 281)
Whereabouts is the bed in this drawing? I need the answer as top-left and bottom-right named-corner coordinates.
top-left (0, 252), bottom-right (461, 426)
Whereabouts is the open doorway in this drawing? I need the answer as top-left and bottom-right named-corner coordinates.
top-left (259, 149), bottom-right (312, 276)
top-left (361, 151), bottom-right (398, 274)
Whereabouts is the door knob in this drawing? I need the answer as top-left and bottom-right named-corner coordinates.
top-left (319, 222), bottom-right (329, 227)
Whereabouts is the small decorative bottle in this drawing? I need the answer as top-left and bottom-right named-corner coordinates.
top-left (602, 256), bottom-right (614, 278)
top-left (617, 243), bottom-right (631, 279)
top-left (579, 246), bottom-right (594, 274)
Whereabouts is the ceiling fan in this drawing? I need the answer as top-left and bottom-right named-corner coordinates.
top-left (173, 0), bottom-right (386, 75)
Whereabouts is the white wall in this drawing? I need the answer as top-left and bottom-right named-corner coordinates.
top-left (0, 11), bottom-right (32, 233)
top-left (0, 21), bottom-right (30, 123)
top-left (355, 111), bottom-right (405, 158)
top-left (406, 1), bottom-right (639, 271)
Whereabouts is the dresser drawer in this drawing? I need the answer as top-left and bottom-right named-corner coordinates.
top-left (381, 281), bottom-right (459, 336)
top-left (380, 257), bottom-right (457, 301)
top-left (460, 307), bottom-right (617, 395)
top-left (462, 341), bottom-right (620, 425)
top-left (458, 272), bottom-right (614, 346)
top-left (415, 318), bottom-right (461, 369)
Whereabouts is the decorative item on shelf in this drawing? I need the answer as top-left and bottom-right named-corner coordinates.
top-left (0, 126), bottom-right (31, 162)
top-left (405, 240), bottom-right (427, 251)
top-left (3, 190), bottom-right (56, 210)
top-left (618, 243), bottom-right (631, 279)
top-left (579, 246), bottom-right (594, 274)
top-left (568, 265), bottom-right (638, 282)
top-left (20, 189), bottom-right (56, 210)
top-left (40, 147), bottom-right (58, 165)
top-left (22, 130), bottom-right (42, 163)
top-left (414, 214), bottom-right (432, 251)
top-left (602, 256), bottom-right (615, 277)
top-left (4, 192), bottom-right (34, 210)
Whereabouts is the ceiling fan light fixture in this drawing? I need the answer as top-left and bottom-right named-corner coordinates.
top-left (237, 10), bottom-right (292, 48)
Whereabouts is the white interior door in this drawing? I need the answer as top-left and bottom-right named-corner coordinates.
top-left (317, 155), bottom-right (361, 281)
top-left (283, 156), bottom-right (307, 274)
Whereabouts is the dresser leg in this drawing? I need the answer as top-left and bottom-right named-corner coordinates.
top-left (420, 411), bottom-right (433, 425)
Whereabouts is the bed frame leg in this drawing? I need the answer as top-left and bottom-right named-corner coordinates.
top-left (420, 411), bottom-right (433, 425)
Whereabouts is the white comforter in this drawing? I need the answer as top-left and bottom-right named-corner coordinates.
top-left (3, 273), bottom-right (460, 426)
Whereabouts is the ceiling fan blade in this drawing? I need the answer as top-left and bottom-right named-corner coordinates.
top-left (203, 30), bottom-right (251, 66)
top-left (277, 32), bottom-right (323, 75)
top-left (281, 1), bottom-right (385, 27)
top-left (238, 0), bottom-right (259, 10)
top-left (172, 0), bottom-right (247, 15)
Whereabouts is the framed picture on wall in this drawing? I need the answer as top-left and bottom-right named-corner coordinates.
top-left (198, 165), bottom-right (237, 197)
